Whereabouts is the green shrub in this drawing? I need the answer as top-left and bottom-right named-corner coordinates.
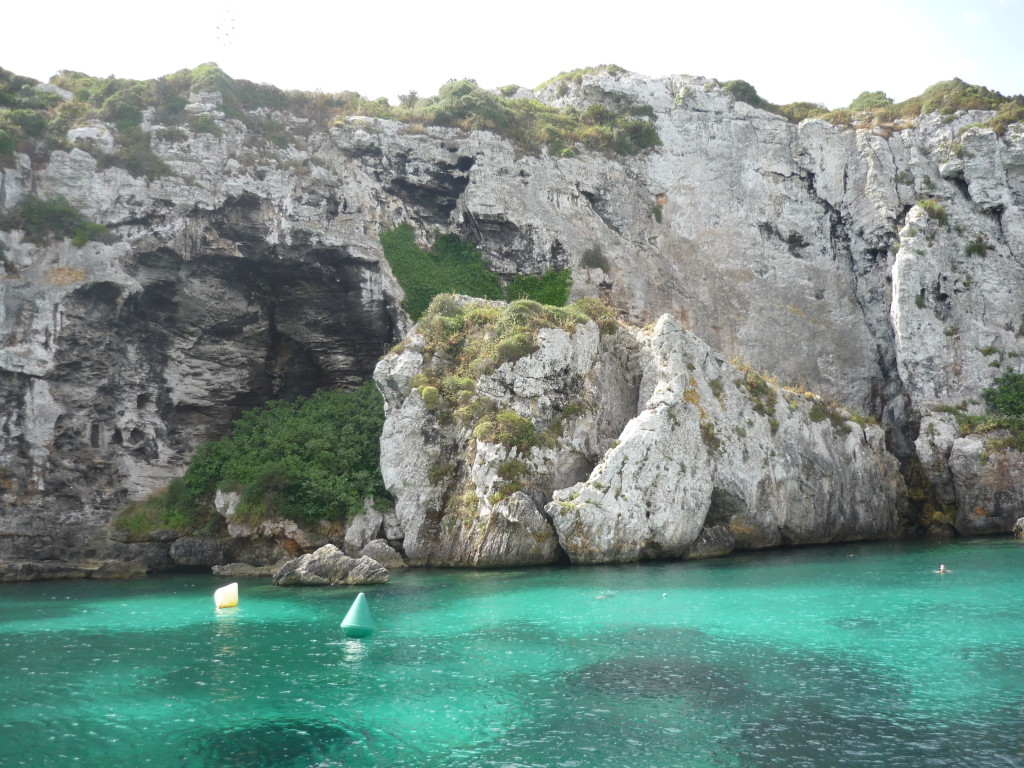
top-left (99, 125), bottom-right (170, 179)
top-left (506, 269), bottom-right (572, 306)
top-left (902, 78), bottom-right (1018, 117)
top-left (849, 91), bottom-right (894, 111)
top-left (983, 371), bottom-right (1024, 416)
top-left (174, 382), bottom-right (390, 526)
top-left (738, 371), bottom-right (775, 417)
top-left (775, 102), bottom-right (828, 122)
top-left (2, 194), bottom-right (115, 246)
top-left (918, 199), bottom-right (948, 226)
top-left (700, 421), bottom-right (721, 453)
top-left (114, 477), bottom-right (214, 538)
top-left (965, 235), bottom-right (990, 257)
top-left (986, 102), bottom-right (1024, 135)
top-left (580, 244), bottom-right (610, 271)
top-left (380, 224), bottom-right (573, 320)
top-left (380, 224), bottom-right (503, 320)
top-left (473, 409), bottom-right (538, 452)
top-left (496, 332), bottom-right (537, 363)
top-left (722, 80), bottom-right (773, 111)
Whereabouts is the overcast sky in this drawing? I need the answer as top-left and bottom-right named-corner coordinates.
top-left (5, 0), bottom-right (1023, 109)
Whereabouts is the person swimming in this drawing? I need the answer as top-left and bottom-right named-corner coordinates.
top-left (934, 564), bottom-right (951, 574)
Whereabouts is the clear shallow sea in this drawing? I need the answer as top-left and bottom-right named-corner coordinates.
top-left (1, 538), bottom-right (1022, 768)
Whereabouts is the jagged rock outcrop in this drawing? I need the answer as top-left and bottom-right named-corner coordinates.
top-left (915, 413), bottom-right (1024, 536)
top-left (376, 301), bottom-right (905, 565)
top-left (272, 544), bottom-right (390, 586)
top-left (2, 67), bottom-right (1023, 569)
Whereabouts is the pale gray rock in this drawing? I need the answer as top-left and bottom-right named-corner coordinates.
top-left (1, 68), bottom-right (1022, 569)
top-left (272, 544), bottom-right (389, 585)
top-left (0, 561), bottom-right (93, 582)
top-left (377, 304), bottom-right (904, 566)
top-left (67, 122), bottom-right (115, 154)
top-left (343, 502), bottom-right (385, 555)
top-left (948, 436), bottom-right (1024, 535)
top-left (213, 489), bottom-right (335, 553)
top-left (1013, 518), bottom-right (1024, 538)
top-left (0, 558), bottom-right (148, 581)
top-left (376, 306), bottom-right (639, 566)
top-left (686, 526), bottom-right (735, 560)
top-left (358, 538), bottom-right (407, 569)
top-left (547, 315), bottom-right (904, 564)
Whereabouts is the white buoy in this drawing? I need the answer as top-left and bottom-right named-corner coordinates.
top-left (214, 582), bottom-right (238, 609)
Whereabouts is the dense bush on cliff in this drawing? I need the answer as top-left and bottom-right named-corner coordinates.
top-left (0, 62), bottom-right (661, 178)
top-left (116, 383), bottom-right (389, 536)
top-left (380, 224), bottom-right (571, 319)
top-left (0, 194), bottom-right (113, 246)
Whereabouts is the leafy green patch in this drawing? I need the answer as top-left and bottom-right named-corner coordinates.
top-left (737, 370), bottom-right (776, 418)
top-left (380, 224), bottom-right (571, 320)
top-left (507, 269), bottom-right (572, 306)
top-left (1, 194), bottom-right (115, 246)
top-left (380, 224), bottom-right (503, 320)
top-left (114, 477), bottom-right (215, 538)
top-left (117, 383), bottom-right (390, 536)
top-left (408, 294), bottom-right (618, 454)
top-left (983, 371), bottom-right (1024, 417)
top-left (918, 199), bottom-right (948, 226)
top-left (388, 77), bottom-right (660, 157)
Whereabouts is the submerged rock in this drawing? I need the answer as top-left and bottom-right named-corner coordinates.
top-left (272, 544), bottom-right (390, 586)
top-left (212, 559), bottom-right (289, 578)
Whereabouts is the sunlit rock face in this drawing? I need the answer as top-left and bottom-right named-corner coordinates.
top-left (2, 70), bottom-right (1023, 564)
top-left (375, 304), bottom-right (905, 566)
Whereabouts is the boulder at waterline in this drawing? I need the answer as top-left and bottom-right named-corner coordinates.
top-left (272, 544), bottom-right (390, 586)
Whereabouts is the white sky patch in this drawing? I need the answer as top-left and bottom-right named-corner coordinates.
top-left (2, 0), bottom-right (1022, 109)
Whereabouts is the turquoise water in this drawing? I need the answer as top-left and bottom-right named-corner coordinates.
top-left (1, 538), bottom-right (1022, 767)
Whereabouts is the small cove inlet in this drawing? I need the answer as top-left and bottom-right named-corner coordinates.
top-left (1, 538), bottom-right (1022, 767)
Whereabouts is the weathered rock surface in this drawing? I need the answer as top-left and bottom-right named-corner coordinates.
top-left (212, 559), bottom-right (288, 578)
top-left (169, 536), bottom-right (229, 567)
top-left (272, 543), bottom-right (390, 586)
top-left (0, 558), bottom-right (148, 582)
top-left (358, 538), bottom-right (407, 569)
top-left (376, 304), bottom-right (905, 566)
top-left (1, 68), bottom-right (1022, 569)
top-left (915, 413), bottom-right (1024, 536)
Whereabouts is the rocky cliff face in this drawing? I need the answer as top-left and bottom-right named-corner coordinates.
top-left (374, 301), bottom-right (904, 565)
top-left (2, 69), bottom-right (1022, 567)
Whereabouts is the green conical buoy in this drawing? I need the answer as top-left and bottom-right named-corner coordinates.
top-left (341, 592), bottom-right (375, 637)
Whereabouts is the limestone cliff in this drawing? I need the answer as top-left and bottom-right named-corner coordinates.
top-left (374, 298), bottom-right (904, 565)
top-left (1, 66), bottom-right (1022, 568)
